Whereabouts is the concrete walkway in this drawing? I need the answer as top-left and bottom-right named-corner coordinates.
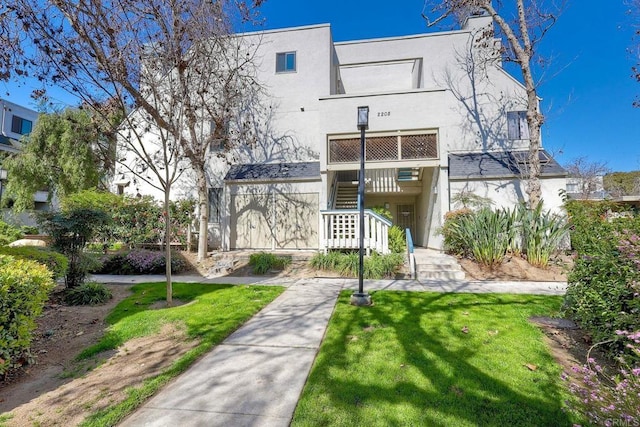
top-left (92, 274), bottom-right (566, 426)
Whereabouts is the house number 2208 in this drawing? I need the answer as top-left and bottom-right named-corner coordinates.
top-left (377, 111), bottom-right (391, 117)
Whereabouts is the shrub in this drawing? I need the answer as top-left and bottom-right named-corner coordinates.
top-left (249, 252), bottom-right (291, 275)
top-left (562, 332), bottom-right (639, 426)
top-left (38, 208), bottom-right (110, 288)
top-left (517, 203), bottom-right (569, 267)
top-left (94, 250), bottom-right (187, 275)
top-left (64, 281), bottom-right (113, 305)
top-left (310, 251), bottom-right (404, 279)
top-left (0, 246), bottom-right (68, 278)
top-left (563, 200), bottom-right (640, 360)
top-left (388, 225), bottom-right (406, 254)
top-left (440, 208), bottom-right (474, 256)
top-left (441, 204), bottom-right (569, 268)
top-left (0, 220), bottom-right (23, 246)
top-left (0, 255), bottom-right (55, 376)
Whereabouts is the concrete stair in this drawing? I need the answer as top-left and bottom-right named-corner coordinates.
top-left (412, 248), bottom-right (466, 280)
top-left (334, 183), bottom-right (358, 209)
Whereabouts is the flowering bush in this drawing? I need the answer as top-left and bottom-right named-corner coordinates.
top-left (562, 332), bottom-right (640, 426)
top-left (564, 201), bottom-right (640, 361)
top-left (94, 250), bottom-right (187, 274)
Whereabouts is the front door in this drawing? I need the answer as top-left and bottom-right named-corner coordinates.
top-left (396, 204), bottom-right (416, 239)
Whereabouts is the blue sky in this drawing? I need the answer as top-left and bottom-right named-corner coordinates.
top-left (253, 1), bottom-right (640, 172)
top-left (3, 1), bottom-right (639, 171)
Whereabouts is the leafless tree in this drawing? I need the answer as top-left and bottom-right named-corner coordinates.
top-left (565, 156), bottom-right (609, 200)
top-left (423, 0), bottom-right (565, 208)
top-left (6, 0), bottom-right (264, 303)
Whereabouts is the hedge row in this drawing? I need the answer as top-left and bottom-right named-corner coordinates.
top-left (0, 246), bottom-right (68, 279)
top-left (0, 255), bottom-right (55, 376)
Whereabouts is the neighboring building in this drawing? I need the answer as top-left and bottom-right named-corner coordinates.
top-left (116, 15), bottom-right (566, 252)
top-left (0, 99), bottom-right (52, 218)
top-left (566, 175), bottom-right (607, 200)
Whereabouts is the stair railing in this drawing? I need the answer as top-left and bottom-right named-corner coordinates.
top-left (320, 209), bottom-right (391, 254)
top-left (406, 228), bottom-right (416, 279)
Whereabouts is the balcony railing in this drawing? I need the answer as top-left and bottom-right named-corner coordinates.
top-left (328, 133), bottom-right (437, 164)
top-left (320, 209), bottom-right (392, 254)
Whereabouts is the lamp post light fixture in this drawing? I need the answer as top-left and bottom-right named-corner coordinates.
top-left (351, 106), bottom-right (372, 307)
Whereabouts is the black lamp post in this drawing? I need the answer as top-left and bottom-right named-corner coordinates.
top-left (351, 106), bottom-right (372, 306)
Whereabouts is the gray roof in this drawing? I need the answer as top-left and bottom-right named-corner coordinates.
top-left (448, 150), bottom-right (566, 179)
top-left (224, 161), bottom-right (320, 182)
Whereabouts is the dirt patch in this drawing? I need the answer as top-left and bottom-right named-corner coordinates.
top-left (530, 317), bottom-right (616, 381)
top-left (0, 285), bottom-right (198, 426)
top-left (459, 254), bottom-right (571, 281)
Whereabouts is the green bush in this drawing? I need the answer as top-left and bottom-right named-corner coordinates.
top-left (0, 255), bottom-right (56, 376)
top-left (249, 252), bottom-right (291, 275)
top-left (0, 220), bottom-right (23, 246)
top-left (310, 251), bottom-right (404, 279)
top-left (93, 250), bottom-right (188, 275)
top-left (64, 281), bottom-right (112, 305)
top-left (388, 225), bottom-right (406, 254)
top-left (38, 208), bottom-right (110, 288)
top-left (0, 246), bottom-right (68, 278)
top-left (441, 204), bottom-right (568, 268)
top-left (62, 190), bottom-right (196, 248)
top-left (563, 200), bottom-right (640, 361)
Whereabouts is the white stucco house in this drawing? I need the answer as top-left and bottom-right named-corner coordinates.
top-left (0, 99), bottom-right (52, 219)
top-left (116, 15), bottom-right (566, 252)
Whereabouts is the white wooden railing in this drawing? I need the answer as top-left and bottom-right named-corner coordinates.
top-left (320, 209), bottom-right (392, 254)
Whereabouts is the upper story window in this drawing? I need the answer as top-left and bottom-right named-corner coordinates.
top-left (11, 115), bottom-right (33, 135)
top-left (276, 52), bottom-right (296, 73)
top-left (507, 111), bottom-right (529, 140)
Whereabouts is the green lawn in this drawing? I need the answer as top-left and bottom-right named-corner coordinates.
top-left (293, 291), bottom-right (579, 427)
top-left (80, 282), bottom-right (283, 427)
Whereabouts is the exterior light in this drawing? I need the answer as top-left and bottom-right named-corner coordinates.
top-left (357, 106), bottom-right (369, 130)
top-left (351, 106), bottom-right (372, 306)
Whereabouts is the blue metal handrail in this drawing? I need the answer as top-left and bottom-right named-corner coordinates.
top-left (405, 228), bottom-right (416, 279)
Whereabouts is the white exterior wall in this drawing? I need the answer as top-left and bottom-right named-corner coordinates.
top-left (117, 19), bottom-right (565, 251)
top-left (449, 176), bottom-right (566, 214)
top-left (0, 99), bottom-right (39, 149)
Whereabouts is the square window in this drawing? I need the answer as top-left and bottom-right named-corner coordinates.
top-left (276, 52), bottom-right (296, 73)
top-left (507, 111), bottom-right (529, 140)
top-left (208, 188), bottom-right (222, 223)
top-left (11, 115), bottom-right (33, 135)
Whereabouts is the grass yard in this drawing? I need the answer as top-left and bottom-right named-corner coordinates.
top-left (80, 282), bottom-right (283, 427)
top-left (293, 291), bottom-right (580, 427)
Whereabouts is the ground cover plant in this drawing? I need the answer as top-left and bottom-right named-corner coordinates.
top-left (292, 291), bottom-right (580, 426)
top-left (1, 282), bottom-right (284, 426)
top-left (93, 249), bottom-right (188, 275)
top-left (309, 251), bottom-right (404, 279)
top-left (249, 252), bottom-right (291, 274)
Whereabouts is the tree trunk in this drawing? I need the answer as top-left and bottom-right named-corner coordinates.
top-left (164, 187), bottom-right (173, 306)
top-left (195, 167), bottom-right (209, 261)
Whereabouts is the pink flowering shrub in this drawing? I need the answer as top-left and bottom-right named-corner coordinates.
top-left (563, 332), bottom-right (640, 426)
top-left (95, 250), bottom-right (187, 274)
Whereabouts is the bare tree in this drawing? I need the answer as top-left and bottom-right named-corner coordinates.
top-left (423, 0), bottom-right (564, 208)
top-left (7, 0), bottom-right (264, 271)
top-left (6, 0), bottom-right (263, 302)
top-left (565, 156), bottom-right (609, 200)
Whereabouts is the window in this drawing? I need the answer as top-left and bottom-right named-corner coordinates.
top-left (507, 111), bottom-right (529, 140)
top-left (208, 188), bottom-right (222, 223)
top-left (276, 52), bottom-right (296, 73)
top-left (11, 115), bottom-right (33, 135)
top-left (209, 120), bottom-right (227, 152)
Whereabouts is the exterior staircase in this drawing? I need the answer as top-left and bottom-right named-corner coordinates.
top-left (412, 247), bottom-right (465, 280)
top-left (334, 182), bottom-right (358, 209)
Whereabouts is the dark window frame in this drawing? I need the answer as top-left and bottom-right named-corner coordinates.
top-left (276, 51), bottom-right (296, 73)
top-left (208, 187), bottom-right (223, 223)
top-left (11, 115), bottom-right (33, 135)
